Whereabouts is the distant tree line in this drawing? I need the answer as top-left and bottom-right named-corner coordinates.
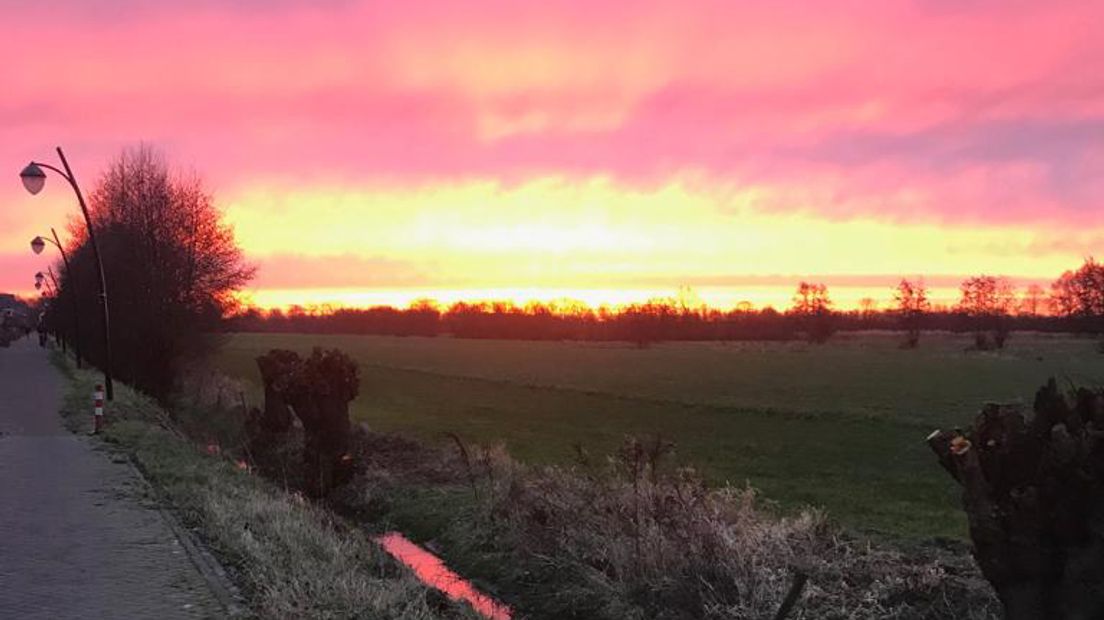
top-left (228, 259), bottom-right (1104, 347)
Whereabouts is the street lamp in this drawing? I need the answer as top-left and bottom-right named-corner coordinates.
top-left (29, 229), bottom-right (82, 368)
top-left (35, 270), bottom-right (60, 295)
top-left (20, 147), bottom-right (111, 399)
top-left (34, 268), bottom-right (68, 353)
top-left (20, 163), bottom-right (46, 195)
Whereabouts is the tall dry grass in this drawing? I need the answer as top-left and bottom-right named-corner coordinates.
top-left (346, 434), bottom-right (1000, 620)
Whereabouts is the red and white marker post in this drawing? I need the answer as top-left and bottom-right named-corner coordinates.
top-left (92, 384), bottom-right (105, 434)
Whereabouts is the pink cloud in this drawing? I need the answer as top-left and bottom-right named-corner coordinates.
top-left (1, 0), bottom-right (1103, 296)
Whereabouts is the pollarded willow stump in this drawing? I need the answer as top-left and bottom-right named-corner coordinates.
top-left (253, 349), bottom-right (300, 434)
top-left (250, 347), bottom-right (360, 497)
top-left (928, 379), bottom-right (1104, 620)
top-left (282, 348), bottom-right (359, 497)
top-left (244, 349), bottom-right (303, 476)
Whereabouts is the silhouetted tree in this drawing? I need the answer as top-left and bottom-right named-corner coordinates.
top-left (958, 275), bottom-right (1016, 349)
top-left (858, 297), bottom-right (877, 319)
top-left (1020, 284), bottom-right (1046, 317)
top-left (1050, 258), bottom-right (1104, 334)
top-left (791, 282), bottom-right (834, 344)
top-left (894, 278), bottom-right (930, 348)
top-left (228, 265), bottom-right (1104, 344)
top-left (59, 146), bottom-right (253, 399)
top-left (620, 299), bottom-right (681, 347)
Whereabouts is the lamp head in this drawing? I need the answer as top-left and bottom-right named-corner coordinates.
top-left (20, 163), bottom-right (46, 195)
top-left (30, 236), bottom-right (46, 255)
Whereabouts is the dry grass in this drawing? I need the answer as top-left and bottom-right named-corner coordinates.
top-left (54, 355), bottom-right (475, 620)
top-left (342, 433), bottom-right (1001, 620)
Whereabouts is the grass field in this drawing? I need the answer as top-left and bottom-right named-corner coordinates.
top-left (210, 331), bottom-right (1104, 540)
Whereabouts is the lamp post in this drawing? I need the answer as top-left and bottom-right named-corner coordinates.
top-left (34, 269), bottom-right (67, 352)
top-left (33, 271), bottom-right (55, 296)
top-left (20, 147), bottom-right (112, 399)
top-left (31, 228), bottom-right (82, 368)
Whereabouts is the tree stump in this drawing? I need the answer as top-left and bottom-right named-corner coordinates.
top-left (928, 379), bottom-right (1104, 619)
top-left (243, 349), bottom-right (302, 476)
top-left (250, 348), bottom-right (360, 496)
top-left (253, 349), bottom-right (299, 434)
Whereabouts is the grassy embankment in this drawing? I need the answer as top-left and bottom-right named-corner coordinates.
top-left (69, 333), bottom-right (1003, 619)
top-left (213, 331), bottom-right (1104, 540)
top-left (52, 352), bottom-right (475, 620)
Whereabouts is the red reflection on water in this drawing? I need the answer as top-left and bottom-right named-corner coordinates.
top-left (377, 532), bottom-right (512, 620)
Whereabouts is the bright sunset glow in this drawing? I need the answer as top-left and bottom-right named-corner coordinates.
top-left (3, 1), bottom-right (1102, 309)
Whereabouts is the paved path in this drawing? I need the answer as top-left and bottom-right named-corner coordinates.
top-left (0, 337), bottom-right (225, 619)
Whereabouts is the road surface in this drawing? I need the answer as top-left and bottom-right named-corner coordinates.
top-left (0, 337), bottom-right (225, 618)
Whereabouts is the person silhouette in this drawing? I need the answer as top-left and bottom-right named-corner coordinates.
top-left (36, 312), bottom-right (47, 347)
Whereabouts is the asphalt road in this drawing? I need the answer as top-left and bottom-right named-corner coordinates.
top-left (0, 336), bottom-right (224, 619)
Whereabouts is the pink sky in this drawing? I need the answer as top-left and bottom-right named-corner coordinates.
top-left (2, 1), bottom-right (1102, 308)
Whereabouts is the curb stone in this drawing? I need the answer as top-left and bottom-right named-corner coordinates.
top-left (122, 454), bottom-right (250, 618)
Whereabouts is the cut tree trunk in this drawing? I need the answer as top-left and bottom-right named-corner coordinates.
top-left (274, 348), bottom-right (359, 497)
top-left (254, 350), bottom-right (298, 434)
top-left (928, 379), bottom-right (1104, 619)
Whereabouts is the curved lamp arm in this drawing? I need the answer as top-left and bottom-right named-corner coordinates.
top-left (21, 146), bottom-right (112, 399)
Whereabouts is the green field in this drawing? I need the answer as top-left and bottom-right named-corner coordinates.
top-left (210, 331), bottom-right (1104, 540)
